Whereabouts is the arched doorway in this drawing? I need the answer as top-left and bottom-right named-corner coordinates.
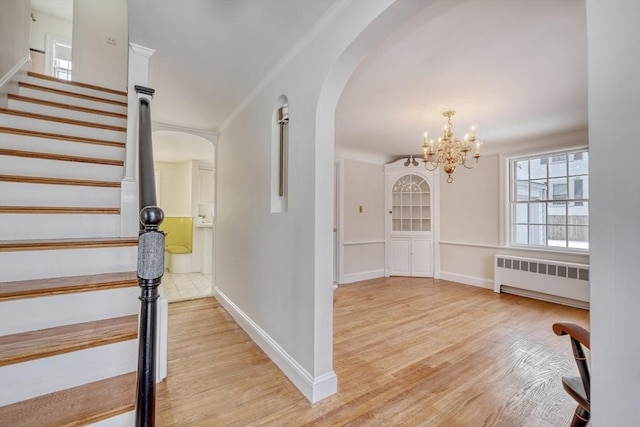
top-left (152, 124), bottom-right (217, 303)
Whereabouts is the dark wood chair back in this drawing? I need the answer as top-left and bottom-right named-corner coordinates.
top-left (553, 322), bottom-right (591, 427)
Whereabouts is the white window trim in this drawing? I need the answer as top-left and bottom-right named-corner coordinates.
top-left (499, 145), bottom-right (589, 254)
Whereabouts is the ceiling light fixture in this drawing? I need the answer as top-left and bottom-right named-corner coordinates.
top-left (421, 111), bottom-right (481, 183)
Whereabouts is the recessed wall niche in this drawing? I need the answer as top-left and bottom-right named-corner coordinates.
top-left (271, 95), bottom-right (289, 213)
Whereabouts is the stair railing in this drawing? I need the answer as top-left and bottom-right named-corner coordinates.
top-left (134, 85), bottom-right (164, 427)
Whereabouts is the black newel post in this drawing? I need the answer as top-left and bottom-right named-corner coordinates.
top-left (135, 86), bottom-right (164, 427)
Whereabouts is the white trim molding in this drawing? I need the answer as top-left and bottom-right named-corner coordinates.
top-left (341, 269), bottom-right (385, 284)
top-left (0, 56), bottom-right (29, 89)
top-left (439, 271), bottom-right (493, 289)
top-left (213, 286), bottom-right (337, 403)
top-left (343, 240), bottom-right (385, 246)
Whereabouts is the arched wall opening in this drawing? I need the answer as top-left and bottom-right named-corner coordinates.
top-left (312, 0), bottom-right (436, 395)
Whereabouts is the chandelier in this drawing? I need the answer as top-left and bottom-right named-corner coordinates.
top-left (421, 111), bottom-right (481, 183)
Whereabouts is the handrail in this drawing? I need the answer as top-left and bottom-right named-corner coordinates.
top-left (134, 85), bottom-right (164, 427)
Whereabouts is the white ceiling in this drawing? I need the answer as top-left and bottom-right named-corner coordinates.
top-left (152, 131), bottom-right (214, 163)
top-left (31, 0), bottom-right (73, 21)
top-left (335, 0), bottom-right (587, 160)
top-left (128, 0), bottom-right (587, 161)
top-left (128, 0), bottom-right (337, 131)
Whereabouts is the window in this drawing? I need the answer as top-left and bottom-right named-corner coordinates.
top-left (509, 148), bottom-right (588, 250)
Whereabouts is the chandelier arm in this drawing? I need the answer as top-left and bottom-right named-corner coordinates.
top-left (462, 156), bottom-right (480, 169)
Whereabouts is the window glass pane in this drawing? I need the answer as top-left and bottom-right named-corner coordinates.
top-left (528, 202), bottom-right (546, 224)
top-left (548, 154), bottom-right (567, 177)
top-left (508, 149), bottom-right (588, 252)
top-left (550, 177), bottom-right (568, 202)
top-left (548, 225), bottom-right (567, 247)
top-left (568, 226), bottom-right (589, 249)
top-left (529, 225), bottom-right (547, 246)
top-left (514, 160), bottom-right (529, 181)
top-left (513, 203), bottom-right (528, 224)
top-left (569, 151), bottom-right (588, 176)
top-left (568, 201), bottom-right (589, 225)
top-left (530, 179), bottom-right (547, 201)
top-left (515, 181), bottom-right (529, 201)
top-left (548, 201), bottom-right (566, 223)
top-left (513, 225), bottom-right (528, 245)
top-left (529, 157), bottom-right (547, 180)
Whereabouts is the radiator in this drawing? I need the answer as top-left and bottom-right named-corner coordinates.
top-left (493, 255), bottom-right (589, 309)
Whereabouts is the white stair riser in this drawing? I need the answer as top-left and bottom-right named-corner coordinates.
top-left (0, 156), bottom-right (123, 182)
top-left (0, 132), bottom-right (125, 161)
top-left (88, 411), bottom-right (135, 427)
top-left (0, 213), bottom-right (121, 240)
top-left (0, 182), bottom-right (121, 207)
top-left (0, 245), bottom-right (138, 282)
top-left (26, 76), bottom-right (127, 104)
top-left (0, 113), bottom-right (125, 143)
top-left (8, 98), bottom-right (127, 128)
top-left (0, 287), bottom-right (139, 336)
top-left (18, 86), bottom-right (127, 115)
top-left (0, 339), bottom-right (137, 406)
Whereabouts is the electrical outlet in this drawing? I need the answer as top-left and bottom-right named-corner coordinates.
top-left (106, 35), bottom-right (117, 45)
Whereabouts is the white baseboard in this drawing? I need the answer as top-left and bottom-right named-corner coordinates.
top-left (340, 269), bottom-right (385, 284)
top-left (213, 286), bottom-right (337, 403)
top-left (439, 271), bottom-right (493, 289)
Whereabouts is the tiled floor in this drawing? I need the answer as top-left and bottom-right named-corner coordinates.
top-left (160, 271), bottom-right (213, 302)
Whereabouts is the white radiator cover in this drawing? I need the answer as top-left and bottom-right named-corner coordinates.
top-left (494, 255), bottom-right (589, 309)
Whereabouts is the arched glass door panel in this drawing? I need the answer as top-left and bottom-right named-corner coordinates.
top-left (391, 174), bottom-right (431, 232)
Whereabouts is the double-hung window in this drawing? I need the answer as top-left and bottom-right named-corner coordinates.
top-left (509, 148), bottom-right (589, 251)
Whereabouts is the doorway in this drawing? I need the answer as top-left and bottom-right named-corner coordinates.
top-left (30, 0), bottom-right (74, 78)
top-left (151, 126), bottom-right (217, 303)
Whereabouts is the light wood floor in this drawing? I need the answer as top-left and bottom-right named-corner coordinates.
top-left (156, 277), bottom-right (589, 426)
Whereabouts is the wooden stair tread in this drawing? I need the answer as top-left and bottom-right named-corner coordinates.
top-left (0, 108), bottom-right (126, 133)
top-left (0, 174), bottom-right (121, 188)
top-left (0, 372), bottom-right (136, 426)
top-left (0, 127), bottom-right (125, 148)
top-left (27, 71), bottom-right (128, 97)
top-left (0, 206), bottom-right (120, 214)
top-left (7, 94), bottom-right (127, 119)
top-left (0, 148), bottom-right (124, 166)
top-left (18, 82), bottom-right (127, 107)
top-left (0, 237), bottom-right (138, 252)
top-left (0, 315), bottom-right (138, 366)
top-left (0, 271), bottom-right (137, 302)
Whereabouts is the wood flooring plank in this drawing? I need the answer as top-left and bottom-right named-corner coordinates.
top-left (0, 372), bottom-right (136, 427)
top-left (0, 108), bottom-right (126, 132)
top-left (156, 277), bottom-right (589, 426)
top-left (0, 148), bottom-right (124, 166)
top-left (0, 271), bottom-right (137, 301)
top-left (0, 206), bottom-right (120, 215)
top-left (0, 315), bottom-right (138, 366)
top-left (0, 174), bottom-right (121, 188)
top-left (27, 71), bottom-right (128, 97)
top-left (18, 82), bottom-right (127, 107)
top-left (8, 94), bottom-right (127, 119)
top-left (0, 127), bottom-right (125, 148)
top-left (0, 237), bottom-right (138, 252)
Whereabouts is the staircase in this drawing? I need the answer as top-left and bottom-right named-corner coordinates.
top-left (0, 72), bottom-right (140, 425)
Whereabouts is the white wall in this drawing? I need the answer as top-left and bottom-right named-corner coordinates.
top-left (154, 161), bottom-right (192, 217)
top-left (587, 1), bottom-right (640, 425)
top-left (0, 0), bottom-right (30, 84)
top-left (439, 136), bottom-right (589, 287)
top-left (215, 0), bottom-right (432, 402)
top-left (341, 159), bottom-right (385, 281)
top-left (72, 0), bottom-right (127, 90)
top-left (30, 9), bottom-right (72, 51)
